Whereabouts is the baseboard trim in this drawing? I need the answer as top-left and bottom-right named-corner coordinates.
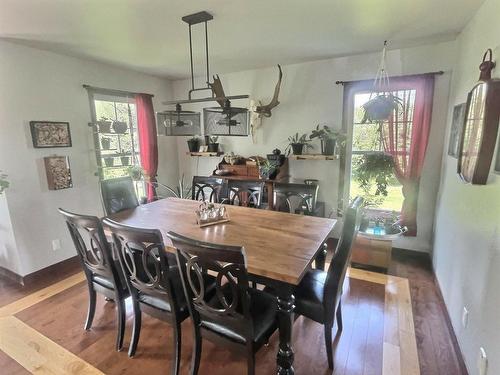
top-left (0, 266), bottom-right (24, 285)
top-left (0, 256), bottom-right (80, 287)
top-left (432, 265), bottom-right (470, 375)
top-left (22, 256), bottom-right (80, 286)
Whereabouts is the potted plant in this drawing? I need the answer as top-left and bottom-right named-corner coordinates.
top-left (207, 136), bottom-right (219, 153)
top-left (285, 133), bottom-right (312, 155)
top-left (120, 156), bottom-right (130, 166)
top-left (187, 136), bottom-right (200, 152)
top-left (97, 120), bottom-right (112, 133)
top-left (361, 94), bottom-right (403, 123)
top-left (309, 124), bottom-right (346, 155)
top-left (112, 121), bottom-right (128, 134)
top-left (127, 165), bottom-right (143, 181)
top-left (0, 171), bottom-right (9, 195)
top-left (101, 137), bottom-right (111, 150)
top-left (258, 159), bottom-right (278, 180)
top-left (104, 157), bottom-right (114, 167)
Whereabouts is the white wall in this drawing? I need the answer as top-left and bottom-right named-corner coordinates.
top-left (0, 193), bottom-right (21, 274)
top-left (0, 40), bottom-right (176, 276)
top-left (171, 41), bottom-right (457, 252)
top-left (433, 0), bottom-right (500, 373)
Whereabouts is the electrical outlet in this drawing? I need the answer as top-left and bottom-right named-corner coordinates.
top-left (462, 307), bottom-right (469, 328)
top-left (478, 347), bottom-right (488, 375)
top-left (52, 239), bottom-right (61, 251)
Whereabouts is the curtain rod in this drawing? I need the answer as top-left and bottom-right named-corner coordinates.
top-left (82, 84), bottom-right (154, 97)
top-left (335, 71), bottom-right (445, 85)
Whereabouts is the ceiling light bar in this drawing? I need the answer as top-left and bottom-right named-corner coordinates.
top-left (162, 11), bottom-right (249, 106)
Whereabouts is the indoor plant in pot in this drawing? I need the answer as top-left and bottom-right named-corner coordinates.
top-left (112, 121), bottom-right (128, 134)
top-left (285, 133), bottom-right (312, 155)
top-left (309, 124), bottom-right (346, 155)
top-left (207, 136), bottom-right (219, 153)
top-left (361, 94), bottom-right (403, 123)
top-left (187, 136), bottom-right (200, 152)
top-left (120, 156), bottom-right (130, 166)
top-left (258, 159), bottom-right (278, 180)
top-left (101, 137), bottom-right (111, 150)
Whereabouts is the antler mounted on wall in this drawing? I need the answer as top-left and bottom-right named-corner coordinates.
top-left (250, 64), bottom-right (283, 143)
top-left (255, 64), bottom-right (283, 117)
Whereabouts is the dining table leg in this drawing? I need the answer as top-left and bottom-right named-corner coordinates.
top-left (276, 284), bottom-right (295, 375)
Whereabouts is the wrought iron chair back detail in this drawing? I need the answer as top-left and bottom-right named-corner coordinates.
top-left (273, 182), bottom-right (319, 215)
top-left (227, 180), bottom-right (264, 208)
top-left (192, 176), bottom-right (226, 203)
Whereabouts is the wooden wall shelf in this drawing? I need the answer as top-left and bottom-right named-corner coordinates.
top-left (289, 154), bottom-right (339, 160)
top-left (187, 152), bottom-right (224, 157)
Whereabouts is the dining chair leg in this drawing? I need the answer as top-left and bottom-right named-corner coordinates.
top-left (324, 323), bottom-right (334, 369)
top-left (115, 297), bottom-right (126, 351)
top-left (247, 350), bottom-right (255, 375)
top-left (190, 327), bottom-right (202, 375)
top-left (336, 300), bottom-right (343, 331)
top-left (84, 287), bottom-right (96, 331)
top-left (128, 303), bottom-right (142, 357)
top-left (171, 321), bottom-right (182, 375)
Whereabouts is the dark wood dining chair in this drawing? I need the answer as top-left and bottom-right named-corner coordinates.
top-left (292, 196), bottom-right (363, 369)
top-left (167, 231), bottom-right (278, 375)
top-left (191, 176), bottom-right (226, 203)
top-left (102, 219), bottom-right (190, 374)
top-left (227, 180), bottom-right (264, 208)
top-left (273, 182), bottom-right (319, 215)
top-left (100, 176), bottom-right (139, 215)
top-left (59, 208), bottom-right (128, 351)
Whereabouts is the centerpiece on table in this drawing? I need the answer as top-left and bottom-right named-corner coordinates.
top-left (195, 201), bottom-right (230, 227)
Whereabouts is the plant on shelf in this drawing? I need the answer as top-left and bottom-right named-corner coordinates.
top-left (257, 159), bottom-right (279, 180)
top-left (309, 124), bottom-right (346, 155)
top-left (206, 136), bottom-right (220, 153)
top-left (285, 132), bottom-right (313, 156)
top-left (353, 152), bottom-right (395, 207)
top-left (0, 171), bottom-right (10, 195)
top-left (187, 136), bottom-right (201, 153)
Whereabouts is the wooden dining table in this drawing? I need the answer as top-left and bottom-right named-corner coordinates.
top-left (108, 197), bottom-right (336, 374)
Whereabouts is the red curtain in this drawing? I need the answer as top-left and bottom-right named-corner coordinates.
top-left (136, 94), bottom-right (158, 202)
top-left (381, 74), bottom-right (435, 236)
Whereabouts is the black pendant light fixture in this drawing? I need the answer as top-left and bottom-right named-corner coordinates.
top-left (157, 103), bottom-right (201, 136)
top-left (204, 99), bottom-right (249, 136)
top-left (162, 11), bottom-right (249, 106)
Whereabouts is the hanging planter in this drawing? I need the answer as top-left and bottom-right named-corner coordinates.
top-left (361, 94), bottom-right (403, 123)
top-left (361, 41), bottom-right (403, 124)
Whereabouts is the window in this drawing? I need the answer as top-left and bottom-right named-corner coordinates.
top-left (88, 91), bottom-right (144, 194)
top-left (348, 89), bottom-right (417, 212)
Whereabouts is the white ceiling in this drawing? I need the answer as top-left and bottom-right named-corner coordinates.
top-left (0, 0), bottom-right (484, 79)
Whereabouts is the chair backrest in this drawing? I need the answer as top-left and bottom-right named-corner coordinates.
top-left (227, 180), bottom-right (264, 208)
top-left (191, 176), bottom-right (226, 203)
top-left (102, 219), bottom-right (180, 310)
top-left (167, 231), bottom-right (253, 340)
top-left (100, 177), bottom-right (139, 215)
top-left (323, 196), bottom-right (363, 318)
top-left (273, 182), bottom-right (319, 215)
top-left (59, 208), bottom-right (121, 289)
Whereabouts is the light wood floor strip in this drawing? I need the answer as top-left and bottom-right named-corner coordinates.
top-left (0, 268), bottom-right (421, 374)
top-left (0, 272), bottom-right (85, 318)
top-left (0, 316), bottom-right (103, 374)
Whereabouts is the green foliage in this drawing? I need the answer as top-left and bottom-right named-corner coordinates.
top-left (0, 171), bottom-right (9, 194)
top-left (285, 132), bottom-right (313, 155)
top-left (361, 94), bottom-right (403, 123)
top-left (127, 165), bottom-right (144, 181)
top-left (258, 159), bottom-right (278, 178)
top-left (309, 124), bottom-right (346, 142)
top-left (354, 152), bottom-right (395, 197)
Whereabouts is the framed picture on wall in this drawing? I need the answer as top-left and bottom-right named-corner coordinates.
top-left (44, 156), bottom-right (73, 190)
top-left (30, 121), bottom-right (72, 148)
top-left (447, 103), bottom-right (466, 158)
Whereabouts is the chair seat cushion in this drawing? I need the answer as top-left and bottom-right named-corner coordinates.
top-left (92, 261), bottom-right (127, 292)
top-left (201, 287), bottom-right (277, 346)
top-left (294, 268), bottom-right (327, 323)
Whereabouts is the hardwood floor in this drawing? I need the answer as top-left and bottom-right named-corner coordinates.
top-left (0, 249), bottom-right (466, 375)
